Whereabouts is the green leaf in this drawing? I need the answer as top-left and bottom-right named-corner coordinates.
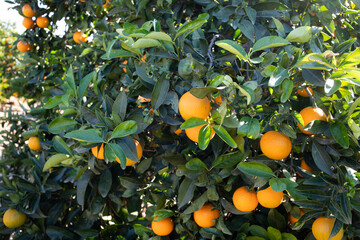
top-left (65, 129), bottom-right (104, 143)
top-left (215, 40), bottom-right (248, 62)
top-left (239, 19), bottom-right (255, 42)
top-left (79, 71), bottom-right (96, 99)
top-left (133, 224), bottom-right (152, 235)
top-left (181, 117), bottom-right (207, 129)
top-left (177, 178), bottom-right (196, 209)
top-left (198, 125), bottom-right (212, 150)
top-left (249, 225), bottom-right (268, 239)
top-left (43, 154), bottom-right (73, 172)
top-left (302, 69), bottom-right (325, 86)
top-left (189, 87), bottom-right (218, 99)
top-left (238, 162), bottom-right (275, 178)
top-left (44, 96), bottom-right (63, 109)
top-left (185, 158), bottom-right (207, 171)
top-left (269, 178), bottom-right (287, 192)
top-left (101, 49), bottom-right (136, 60)
top-left (183, 192), bottom-right (208, 214)
top-left (252, 36), bottom-right (290, 52)
top-left (279, 123), bottom-right (297, 139)
top-left (175, 13), bottom-right (209, 39)
top-left (153, 209), bottom-right (174, 221)
top-left (65, 66), bottom-right (76, 96)
top-left (46, 226), bottom-right (78, 240)
top-left (213, 125), bottom-right (237, 148)
top-left (144, 31), bottom-right (172, 42)
top-left (329, 219), bottom-right (343, 239)
top-left (76, 170), bottom-right (91, 210)
top-left (267, 226), bottom-right (282, 240)
top-left (293, 200), bottom-right (326, 210)
top-left (238, 85), bottom-right (255, 105)
top-left (280, 79), bottom-right (293, 103)
top-left (237, 117), bottom-right (260, 139)
top-left (132, 39), bottom-right (162, 48)
top-left (267, 209), bottom-right (286, 232)
top-left (286, 26), bottom-right (312, 43)
top-left (324, 79), bottom-right (341, 96)
top-left (108, 143), bottom-right (127, 169)
top-left (110, 120), bottom-right (137, 139)
top-left (98, 169), bottom-right (112, 198)
top-left (312, 140), bottom-right (334, 176)
top-left (151, 74), bottom-right (170, 109)
top-left (112, 90), bottom-right (127, 121)
top-left (269, 66), bottom-right (289, 87)
top-left (53, 136), bottom-right (72, 156)
top-left (341, 48), bottom-right (360, 67)
top-left (48, 118), bottom-right (78, 134)
top-left (212, 151), bottom-right (245, 169)
top-left (330, 121), bottom-right (350, 148)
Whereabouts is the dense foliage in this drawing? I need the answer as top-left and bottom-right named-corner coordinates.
top-left (1, 0), bottom-right (360, 239)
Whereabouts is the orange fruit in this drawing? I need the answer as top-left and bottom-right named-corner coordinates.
top-left (103, 0), bottom-right (111, 8)
top-left (214, 94), bottom-right (223, 105)
top-left (298, 107), bottom-right (327, 135)
top-left (22, 17), bottom-right (34, 29)
top-left (28, 136), bottom-right (42, 151)
top-left (141, 54), bottom-right (146, 62)
top-left (138, 96), bottom-right (151, 103)
top-left (3, 209), bottom-right (26, 228)
top-left (73, 32), bottom-right (87, 44)
top-left (116, 139), bottom-right (143, 166)
top-left (36, 17), bottom-right (49, 28)
top-left (22, 4), bottom-right (36, 18)
top-left (174, 128), bottom-right (182, 135)
top-left (17, 41), bottom-right (31, 52)
top-left (92, 143), bottom-right (105, 159)
top-left (300, 158), bottom-right (314, 173)
top-left (12, 93), bottom-right (19, 97)
top-left (260, 131), bottom-right (292, 160)
top-left (122, 60), bottom-right (128, 72)
top-left (151, 216), bottom-right (174, 236)
top-left (193, 203), bottom-right (220, 228)
top-left (257, 186), bottom-right (283, 208)
top-left (296, 83), bottom-right (313, 97)
top-left (185, 125), bottom-right (215, 143)
top-left (232, 186), bottom-right (258, 212)
top-left (289, 209), bottom-right (304, 225)
top-left (178, 91), bottom-right (211, 120)
top-left (312, 217), bottom-right (344, 240)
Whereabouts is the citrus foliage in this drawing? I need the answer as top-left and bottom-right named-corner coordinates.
top-left (1, 0), bottom-right (360, 239)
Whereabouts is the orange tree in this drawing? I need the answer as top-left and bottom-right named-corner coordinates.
top-left (1, 0), bottom-right (360, 239)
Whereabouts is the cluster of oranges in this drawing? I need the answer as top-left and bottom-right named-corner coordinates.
top-left (17, 4), bottom-right (49, 53)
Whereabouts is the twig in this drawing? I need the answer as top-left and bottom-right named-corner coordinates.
top-left (207, 34), bottom-right (223, 70)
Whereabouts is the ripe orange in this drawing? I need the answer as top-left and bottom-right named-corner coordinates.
top-left (115, 140), bottom-right (143, 166)
top-left (36, 17), bottom-right (49, 28)
top-left (174, 128), bottom-right (182, 135)
top-left (312, 217), bottom-right (344, 240)
top-left (298, 107), bottom-right (327, 135)
top-left (178, 91), bottom-right (211, 120)
top-left (214, 94), bottom-right (223, 105)
top-left (92, 143), bottom-right (105, 159)
top-left (260, 131), bottom-right (292, 160)
top-left (17, 41), bottom-right (31, 52)
top-left (185, 125), bottom-right (215, 143)
top-left (12, 92), bottom-right (19, 97)
top-left (300, 158), bottom-right (314, 173)
top-left (257, 186), bottom-right (283, 208)
top-left (151, 216), bottom-right (174, 236)
top-left (296, 83), bottom-right (313, 97)
top-left (73, 32), bottom-right (87, 44)
top-left (232, 186), bottom-right (258, 212)
top-left (138, 96), bottom-right (151, 103)
top-left (28, 136), bottom-right (42, 151)
top-left (3, 209), bottom-right (26, 228)
top-left (289, 209), bottom-right (304, 225)
top-left (122, 60), bottom-right (128, 72)
top-left (22, 4), bottom-right (36, 18)
top-left (193, 203), bottom-right (220, 228)
top-left (22, 17), bottom-right (34, 29)
top-left (103, 0), bottom-right (111, 8)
